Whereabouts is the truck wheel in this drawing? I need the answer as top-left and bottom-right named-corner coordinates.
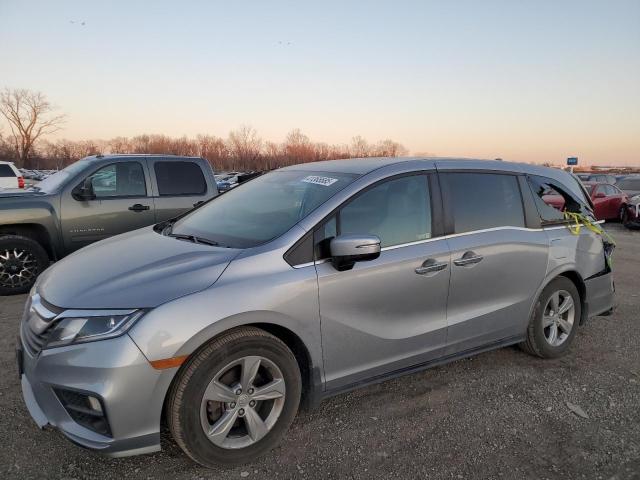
top-left (519, 277), bottom-right (581, 358)
top-left (0, 235), bottom-right (50, 295)
top-left (167, 326), bottom-right (301, 468)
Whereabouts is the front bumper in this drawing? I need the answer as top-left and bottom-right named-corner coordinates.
top-left (624, 203), bottom-right (640, 227)
top-left (19, 333), bottom-right (174, 457)
top-left (585, 271), bottom-right (615, 318)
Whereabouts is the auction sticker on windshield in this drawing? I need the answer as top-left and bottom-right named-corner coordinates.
top-left (301, 175), bottom-right (339, 187)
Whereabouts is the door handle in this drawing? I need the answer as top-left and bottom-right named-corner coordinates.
top-left (128, 204), bottom-right (150, 212)
top-left (454, 251), bottom-right (484, 267)
top-left (415, 259), bottom-right (448, 275)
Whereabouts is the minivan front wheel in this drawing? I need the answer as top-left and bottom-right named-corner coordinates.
top-left (520, 277), bottom-right (581, 358)
top-left (167, 327), bottom-right (301, 468)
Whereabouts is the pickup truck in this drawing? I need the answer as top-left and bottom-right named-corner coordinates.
top-left (0, 154), bottom-right (218, 294)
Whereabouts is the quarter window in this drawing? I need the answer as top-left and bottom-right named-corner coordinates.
top-left (154, 161), bottom-right (206, 196)
top-left (442, 173), bottom-right (525, 233)
top-left (338, 175), bottom-right (432, 248)
top-left (88, 162), bottom-right (146, 198)
top-left (0, 164), bottom-right (16, 177)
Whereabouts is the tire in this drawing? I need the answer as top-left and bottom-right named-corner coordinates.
top-left (0, 235), bottom-right (50, 295)
top-left (520, 277), bottom-right (581, 359)
top-left (167, 326), bottom-right (302, 468)
top-left (619, 204), bottom-right (627, 223)
top-left (621, 207), bottom-right (630, 227)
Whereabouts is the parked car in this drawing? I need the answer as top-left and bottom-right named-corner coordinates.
top-left (0, 154), bottom-right (218, 294)
top-left (615, 175), bottom-right (640, 198)
top-left (543, 181), bottom-right (628, 222)
top-left (578, 173), bottom-right (617, 185)
top-left (17, 158), bottom-right (614, 467)
top-left (617, 176), bottom-right (640, 228)
top-left (0, 161), bottom-right (25, 190)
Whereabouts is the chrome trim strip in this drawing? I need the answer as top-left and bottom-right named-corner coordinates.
top-left (59, 309), bottom-right (138, 319)
top-left (30, 294), bottom-right (57, 320)
top-left (292, 261), bottom-right (315, 269)
top-left (290, 224), bottom-right (583, 267)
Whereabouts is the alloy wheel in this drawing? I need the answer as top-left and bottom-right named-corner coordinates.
top-left (0, 248), bottom-right (37, 289)
top-left (542, 289), bottom-right (575, 347)
top-left (200, 356), bottom-right (286, 449)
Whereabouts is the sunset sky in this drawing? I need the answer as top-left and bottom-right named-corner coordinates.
top-left (1, 0), bottom-right (639, 165)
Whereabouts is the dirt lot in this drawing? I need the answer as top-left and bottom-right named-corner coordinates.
top-left (1, 224), bottom-right (638, 480)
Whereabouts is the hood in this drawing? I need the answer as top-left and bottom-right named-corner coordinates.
top-left (38, 227), bottom-right (240, 309)
top-left (0, 188), bottom-right (46, 198)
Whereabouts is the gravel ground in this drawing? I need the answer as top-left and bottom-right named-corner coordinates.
top-left (1, 224), bottom-right (638, 480)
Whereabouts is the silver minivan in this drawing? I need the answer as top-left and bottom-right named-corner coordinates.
top-left (18, 158), bottom-right (615, 467)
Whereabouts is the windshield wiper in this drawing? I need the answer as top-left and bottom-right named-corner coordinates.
top-left (167, 233), bottom-right (220, 247)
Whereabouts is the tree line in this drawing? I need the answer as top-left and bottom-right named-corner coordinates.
top-left (0, 88), bottom-right (408, 172)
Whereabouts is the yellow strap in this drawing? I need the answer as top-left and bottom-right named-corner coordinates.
top-left (562, 211), bottom-right (616, 246)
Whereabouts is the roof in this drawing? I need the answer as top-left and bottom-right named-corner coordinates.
top-left (279, 156), bottom-right (418, 174)
top-left (280, 156), bottom-right (589, 205)
top-left (83, 154), bottom-right (203, 162)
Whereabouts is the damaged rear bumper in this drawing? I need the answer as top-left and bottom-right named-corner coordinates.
top-left (585, 271), bottom-right (615, 318)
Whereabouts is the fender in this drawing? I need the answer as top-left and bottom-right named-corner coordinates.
top-left (0, 195), bottom-right (63, 259)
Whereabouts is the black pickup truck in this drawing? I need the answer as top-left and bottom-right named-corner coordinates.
top-left (0, 154), bottom-right (218, 294)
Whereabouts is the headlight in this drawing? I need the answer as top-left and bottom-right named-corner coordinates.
top-left (45, 310), bottom-right (145, 348)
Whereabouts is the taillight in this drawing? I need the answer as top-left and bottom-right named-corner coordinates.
top-left (17, 176), bottom-right (25, 188)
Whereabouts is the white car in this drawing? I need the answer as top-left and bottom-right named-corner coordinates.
top-left (0, 161), bottom-right (24, 189)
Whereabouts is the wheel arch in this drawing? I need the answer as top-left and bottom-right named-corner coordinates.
top-left (0, 223), bottom-right (56, 260)
top-left (534, 268), bottom-right (587, 325)
top-left (159, 320), bottom-right (323, 430)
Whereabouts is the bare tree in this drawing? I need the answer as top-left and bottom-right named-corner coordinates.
top-left (0, 88), bottom-right (66, 168)
top-left (350, 136), bottom-right (370, 158)
top-left (373, 139), bottom-right (409, 157)
top-left (227, 125), bottom-right (263, 170)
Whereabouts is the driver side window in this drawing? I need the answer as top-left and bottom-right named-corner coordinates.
top-left (314, 175), bottom-right (432, 259)
top-left (89, 162), bottom-right (147, 198)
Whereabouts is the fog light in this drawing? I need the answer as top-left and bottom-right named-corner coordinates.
top-left (87, 395), bottom-right (103, 414)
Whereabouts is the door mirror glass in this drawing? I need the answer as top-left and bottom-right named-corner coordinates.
top-left (330, 234), bottom-right (381, 271)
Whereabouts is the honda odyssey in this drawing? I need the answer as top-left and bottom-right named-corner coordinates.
top-left (18, 158), bottom-right (615, 467)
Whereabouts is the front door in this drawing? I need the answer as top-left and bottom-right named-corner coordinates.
top-left (60, 160), bottom-right (155, 253)
top-left (316, 173), bottom-right (451, 392)
top-left (439, 171), bottom-right (549, 353)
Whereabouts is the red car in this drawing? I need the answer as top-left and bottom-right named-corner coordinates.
top-left (542, 181), bottom-right (628, 221)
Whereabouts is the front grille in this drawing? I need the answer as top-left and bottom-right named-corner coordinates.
top-left (21, 321), bottom-right (53, 355)
top-left (21, 294), bottom-right (63, 356)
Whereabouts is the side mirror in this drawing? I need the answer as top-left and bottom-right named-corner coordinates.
top-left (73, 177), bottom-right (96, 200)
top-left (594, 192), bottom-right (606, 199)
top-left (330, 235), bottom-right (381, 271)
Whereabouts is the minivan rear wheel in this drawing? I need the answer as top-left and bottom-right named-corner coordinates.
top-left (0, 235), bottom-right (49, 295)
top-left (520, 277), bottom-right (581, 358)
top-left (167, 326), bottom-right (301, 468)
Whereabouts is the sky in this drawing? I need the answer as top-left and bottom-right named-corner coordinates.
top-left (1, 0), bottom-right (639, 165)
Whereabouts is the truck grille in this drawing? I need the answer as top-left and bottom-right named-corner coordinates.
top-left (21, 294), bottom-right (63, 356)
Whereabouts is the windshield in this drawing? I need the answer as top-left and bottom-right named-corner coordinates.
top-left (32, 159), bottom-right (91, 192)
top-left (171, 170), bottom-right (358, 248)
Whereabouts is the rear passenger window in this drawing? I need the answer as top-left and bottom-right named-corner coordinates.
top-left (0, 164), bottom-right (16, 177)
top-left (154, 161), bottom-right (206, 196)
top-left (442, 173), bottom-right (524, 233)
